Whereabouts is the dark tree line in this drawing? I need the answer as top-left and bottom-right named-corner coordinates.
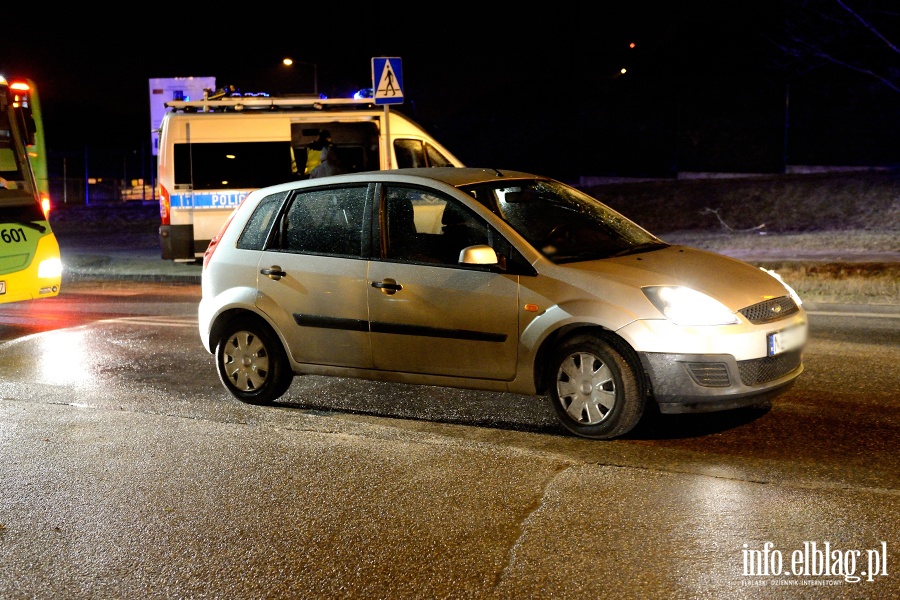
top-left (776, 0), bottom-right (899, 95)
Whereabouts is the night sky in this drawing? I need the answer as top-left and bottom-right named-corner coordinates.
top-left (2, 2), bottom-right (898, 182)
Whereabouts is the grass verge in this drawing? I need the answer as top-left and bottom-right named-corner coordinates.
top-left (751, 262), bottom-right (900, 306)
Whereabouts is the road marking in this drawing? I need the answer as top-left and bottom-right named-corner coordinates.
top-left (99, 316), bottom-right (198, 327)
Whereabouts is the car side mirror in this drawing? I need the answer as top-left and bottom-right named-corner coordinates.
top-left (459, 244), bottom-right (498, 266)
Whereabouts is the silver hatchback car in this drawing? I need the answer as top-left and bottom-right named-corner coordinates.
top-left (199, 168), bottom-right (808, 439)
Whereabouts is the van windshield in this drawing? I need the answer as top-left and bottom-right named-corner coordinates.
top-left (462, 179), bottom-right (667, 263)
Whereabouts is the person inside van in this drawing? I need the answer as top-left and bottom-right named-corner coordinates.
top-left (304, 129), bottom-right (332, 176)
top-left (308, 144), bottom-right (344, 179)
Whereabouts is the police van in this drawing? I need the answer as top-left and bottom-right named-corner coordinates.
top-left (157, 95), bottom-right (464, 260)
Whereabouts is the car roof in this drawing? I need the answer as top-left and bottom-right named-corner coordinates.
top-left (385, 167), bottom-right (542, 186)
top-left (316, 167), bottom-right (544, 188)
top-left (246, 167), bottom-right (550, 200)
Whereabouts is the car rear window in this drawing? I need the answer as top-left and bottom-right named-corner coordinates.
top-left (280, 186), bottom-right (368, 257)
top-left (236, 191), bottom-right (288, 250)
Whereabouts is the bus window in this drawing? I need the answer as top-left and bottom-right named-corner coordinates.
top-left (0, 147), bottom-right (19, 180)
top-left (0, 120), bottom-right (25, 186)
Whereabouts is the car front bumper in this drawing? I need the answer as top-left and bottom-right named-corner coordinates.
top-left (638, 350), bottom-right (803, 414)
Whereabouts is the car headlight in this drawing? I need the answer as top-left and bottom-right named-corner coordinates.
top-left (642, 286), bottom-right (739, 326)
top-left (760, 267), bottom-right (803, 306)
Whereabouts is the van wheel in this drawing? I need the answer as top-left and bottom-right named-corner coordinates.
top-left (216, 316), bottom-right (293, 405)
top-left (548, 334), bottom-right (645, 439)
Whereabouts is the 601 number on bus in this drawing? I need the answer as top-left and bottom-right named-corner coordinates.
top-left (1, 227), bottom-right (28, 244)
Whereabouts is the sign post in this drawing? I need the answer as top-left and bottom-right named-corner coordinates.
top-left (372, 57), bottom-right (403, 168)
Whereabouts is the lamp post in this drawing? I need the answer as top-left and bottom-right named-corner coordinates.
top-left (283, 58), bottom-right (318, 96)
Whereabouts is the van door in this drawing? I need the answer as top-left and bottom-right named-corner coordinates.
top-left (290, 121), bottom-right (380, 176)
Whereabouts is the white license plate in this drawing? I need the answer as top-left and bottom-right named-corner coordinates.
top-left (768, 324), bottom-right (807, 356)
top-left (0, 280), bottom-right (5, 295)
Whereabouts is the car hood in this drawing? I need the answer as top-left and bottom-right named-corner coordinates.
top-left (564, 245), bottom-right (793, 311)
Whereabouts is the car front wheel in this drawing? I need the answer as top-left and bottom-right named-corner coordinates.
top-left (548, 334), bottom-right (645, 439)
top-left (216, 316), bottom-right (293, 405)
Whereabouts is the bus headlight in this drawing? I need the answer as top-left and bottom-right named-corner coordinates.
top-left (38, 257), bottom-right (63, 279)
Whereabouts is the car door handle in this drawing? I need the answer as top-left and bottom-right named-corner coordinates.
top-left (260, 265), bottom-right (287, 280)
top-left (372, 278), bottom-right (402, 295)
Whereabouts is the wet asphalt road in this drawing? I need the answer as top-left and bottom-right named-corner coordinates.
top-left (0, 280), bottom-right (897, 598)
top-left (0, 201), bottom-right (896, 597)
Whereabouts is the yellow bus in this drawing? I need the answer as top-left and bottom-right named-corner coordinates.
top-left (0, 74), bottom-right (62, 303)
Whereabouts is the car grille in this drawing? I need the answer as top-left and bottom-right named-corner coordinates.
top-left (739, 296), bottom-right (799, 324)
top-left (685, 362), bottom-right (732, 387)
top-left (738, 350), bottom-right (802, 386)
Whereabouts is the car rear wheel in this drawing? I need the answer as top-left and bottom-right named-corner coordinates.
top-left (216, 316), bottom-right (293, 405)
top-left (548, 334), bottom-right (645, 439)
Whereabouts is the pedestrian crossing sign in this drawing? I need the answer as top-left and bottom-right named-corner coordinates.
top-left (372, 57), bottom-right (403, 105)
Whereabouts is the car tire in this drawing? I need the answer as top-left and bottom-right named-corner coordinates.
top-left (548, 333), bottom-right (645, 439)
top-left (216, 315), bottom-right (293, 405)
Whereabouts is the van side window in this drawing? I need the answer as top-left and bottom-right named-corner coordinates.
top-left (425, 143), bottom-right (454, 167)
top-left (393, 139), bottom-right (424, 168)
top-left (281, 186), bottom-right (367, 257)
top-left (394, 139), bottom-right (455, 169)
top-left (174, 141), bottom-right (293, 190)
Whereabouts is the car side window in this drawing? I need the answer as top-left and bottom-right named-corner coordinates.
top-left (383, 186), bottom-right (490, 266)
top-left (237, 191), bottom-right (288, 250)
top-left (280, 186), bottom-right (367, 257)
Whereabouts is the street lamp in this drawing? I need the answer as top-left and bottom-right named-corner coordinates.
top-left (283, 58), bottom-right (318, 96)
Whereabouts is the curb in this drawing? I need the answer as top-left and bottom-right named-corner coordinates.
top-left (803, 302), bottom-right (900, 316)
top-left (63, 271), bottom-right (202, 285)
top-left (62, 254), bottom-right (202, 285)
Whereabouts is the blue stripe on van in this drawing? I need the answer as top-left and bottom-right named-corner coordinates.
top-left (170, 191), bottom-right (251, 209)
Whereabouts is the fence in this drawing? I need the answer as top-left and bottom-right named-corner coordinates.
top-left (48, 176), bottom-right (156, 205)
top-left (47, 147), bottom-right (156, 205)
